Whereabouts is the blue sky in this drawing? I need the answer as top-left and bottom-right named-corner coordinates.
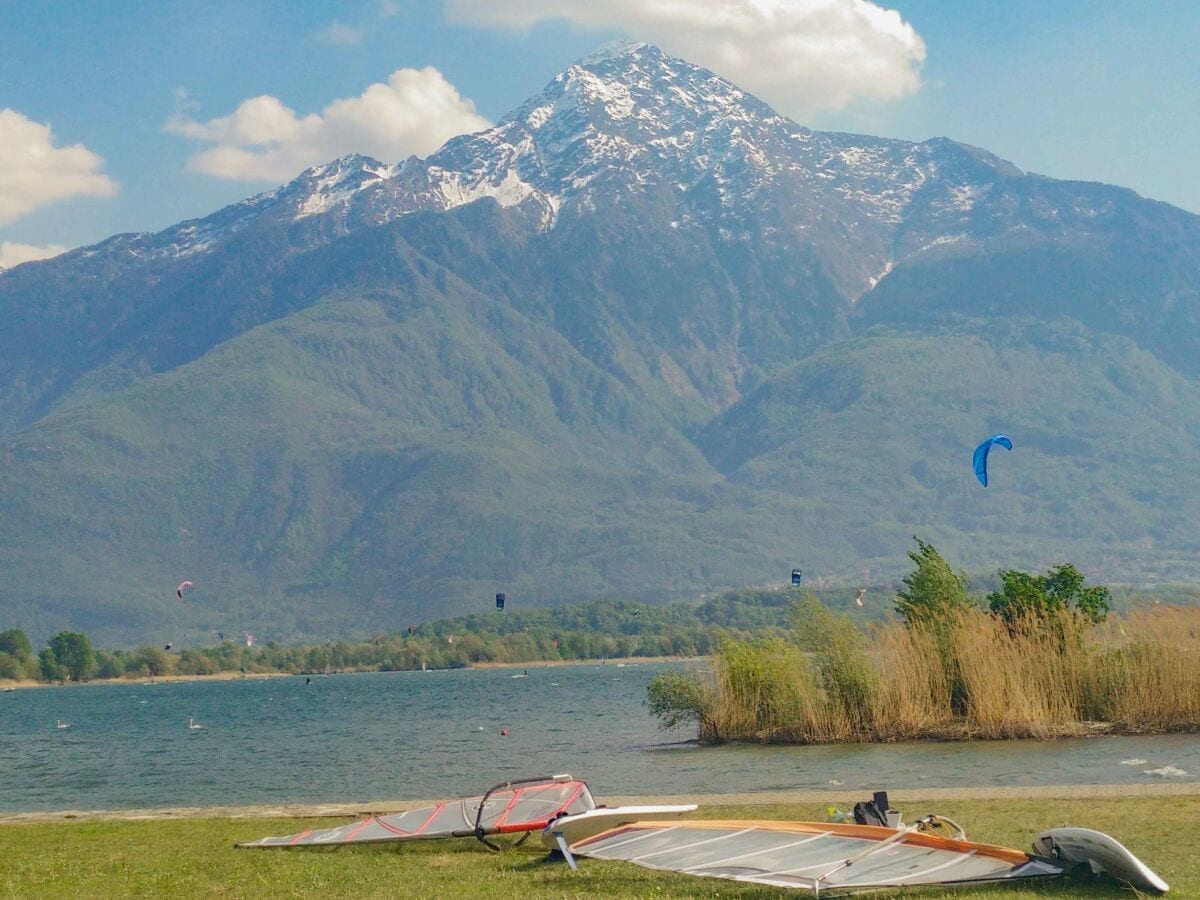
top-left (2, 0), bottom-right (1197, 266)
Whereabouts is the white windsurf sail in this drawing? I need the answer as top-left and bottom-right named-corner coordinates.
top-left (540, 804), bottom-right (698, 850)
top-left (567, 819), bottom-right (1064, 893)
top-left (239, 775), bottom-right (594, 849)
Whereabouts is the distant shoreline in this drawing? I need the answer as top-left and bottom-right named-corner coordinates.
top-left (0, 655), bottom-right (699, 691)
top-left (471, 655), bottom-right (700, 670)
top-left (0, 670), bottom-right (297, 691)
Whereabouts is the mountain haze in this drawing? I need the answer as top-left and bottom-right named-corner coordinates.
top-left (2, 42), bottom-right (1199, 644)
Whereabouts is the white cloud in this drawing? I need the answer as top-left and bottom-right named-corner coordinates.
top-left (0, 241), bottom-right (66, 270)
top-left (447, 0), bottom-right (925, 115)
top-left (0, 109), bottom-right (117, 226)
top-left (318, 21), bottom-right (365, 45)
top-left (172, 86), bottom-right (201, 115)
top-left (165, 68), bottom-right (490, 182)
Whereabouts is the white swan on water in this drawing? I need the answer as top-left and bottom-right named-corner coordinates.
top-left (55, 720), bottom-right (70, 729)
top-left (187, 717), bottom-right (204, 730)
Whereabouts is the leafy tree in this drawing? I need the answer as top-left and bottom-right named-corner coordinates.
top-left (48, 631), bottom-right (96, 681)
top-left (94, 649), bottom-right (125, 680)
top-left (132, 646), bottom-right (173, 677)
top-left (0, 628), bottom-right (33, 660)
top-left (988, 563), bottom-right (1110, 627)
top-left (0, 652), bottom-right (23, 681)
top-left (645, 669), bottom-right (717, 739)
top-left (38, 646), bottom-right (64, 682)
top-left (893, 539), bottom-right (975, 713)
top-left (894, 538), bottom-right (973, 626)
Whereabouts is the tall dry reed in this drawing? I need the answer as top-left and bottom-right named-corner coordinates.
top-left (710, 638), bottom-right (842, 742)
top-left (867, 622), bottom-right (953, 740)
top-left (949, 609), bottom-right (1084, 739)
top-left (689, 604), bottom-right (1200, 744)
top-left (1087, 606), bottom-right (1200, 730)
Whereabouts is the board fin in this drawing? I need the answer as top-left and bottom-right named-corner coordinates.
top-left (553, 832), bottom-right (577, 870)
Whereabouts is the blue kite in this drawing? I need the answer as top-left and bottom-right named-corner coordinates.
top-left (972, 434), bottom-right (1012, 487)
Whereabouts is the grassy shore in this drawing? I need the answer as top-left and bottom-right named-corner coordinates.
top-left (2, 796), bottom-right (1194, 898)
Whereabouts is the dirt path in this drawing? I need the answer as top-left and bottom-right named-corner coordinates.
top-left (3, 782), bottom-right (1197, 825)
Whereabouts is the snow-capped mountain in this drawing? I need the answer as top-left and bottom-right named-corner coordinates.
top-left (38, 40), bottom-right (1159, 306)
top-left (3, 42), bottom-right (1200, 642)
top-left (65, 43), bottom-right (1020, 278)
top-left (4, 39), bottom-right (1197, 430)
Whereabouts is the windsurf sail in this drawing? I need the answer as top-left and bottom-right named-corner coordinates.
top-left (540, 804), bottom-right (698, 850)
top-left (567, 819), bottom-right (1063, 893)
top-left (238, 775), bottom-right (594, 849)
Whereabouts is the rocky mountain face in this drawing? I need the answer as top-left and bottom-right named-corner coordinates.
top-left (2, 42), bottom-right (1199, 643)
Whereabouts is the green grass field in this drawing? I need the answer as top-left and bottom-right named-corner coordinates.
top-left (2, 797), bottom-right (1195, 898)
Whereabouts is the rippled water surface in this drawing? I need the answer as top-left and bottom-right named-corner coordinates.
top-left (2, 662), bottom-right (1197, 811)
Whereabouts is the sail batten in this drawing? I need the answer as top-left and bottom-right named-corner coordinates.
top-left (570, 820), bottom-right (1066, 893)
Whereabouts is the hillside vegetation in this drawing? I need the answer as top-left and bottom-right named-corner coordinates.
top-left (2, 44), bottom-right (1200, 643)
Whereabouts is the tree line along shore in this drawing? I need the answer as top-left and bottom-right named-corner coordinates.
top-left (647, 540), bottom-right (1200, 743)
top-left (6, 541), bottom-right (1199, 749)
top-left (0, 594), bottom-right (795, 685)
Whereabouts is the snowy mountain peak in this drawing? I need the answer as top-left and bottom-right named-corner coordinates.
top-left (510, 40), bottom-right (769, 133)
top-left (279, 154), bottom-right (393, 220)
top-left (417, 42), bottom-right (795, 230)
top-left (59, 42), bottom-right (1030, 271)
top-left (578, 39), bottom-right (650, 66)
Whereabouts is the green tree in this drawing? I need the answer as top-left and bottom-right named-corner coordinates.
top-left (38, 646), bottom-right (64, 682)
top-left (988, 563), bottom-right (1110, 627)
top-left (645, 669), bottom-right (717, 739)
top-left (94, 649), bottom-right (125, 680)
top-left (177, 649), bottom-right (217, 676)
top-left (48, 631), bottom-right (96, 681)
top-left (132, 645), bottom-right (173, 677)
top-left (894, 537), bottom-right (973, 626)
top-left (0, 628), bottom-right (33, 660)
top-left (893, 539), bottom-right (974, 713)
top-left (0, 652), bottom-right (23, 681)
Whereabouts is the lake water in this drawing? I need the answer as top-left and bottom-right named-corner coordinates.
top-left (2, 662), bottom-right (1197, 812)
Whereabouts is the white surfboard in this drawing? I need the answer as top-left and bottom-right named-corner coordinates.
top-left (541, 804), bottom-right (697, 850)
top-left (1033, 827), bottom-right (1168, 894)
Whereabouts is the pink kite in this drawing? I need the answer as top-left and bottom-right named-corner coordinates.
top-left (176, 580), bottom-right (193, 600)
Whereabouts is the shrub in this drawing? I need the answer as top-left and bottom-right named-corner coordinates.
top-left (988, 563), bottom-right (1111, 628)
top-left (894, 538), bottom-right (973, 627)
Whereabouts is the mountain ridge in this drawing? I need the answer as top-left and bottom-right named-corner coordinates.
top-left (1, 42), bottom-right (1199, 644)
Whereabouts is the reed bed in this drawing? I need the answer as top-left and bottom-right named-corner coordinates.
top-left (670, 604), bottom-right (1200, 743)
